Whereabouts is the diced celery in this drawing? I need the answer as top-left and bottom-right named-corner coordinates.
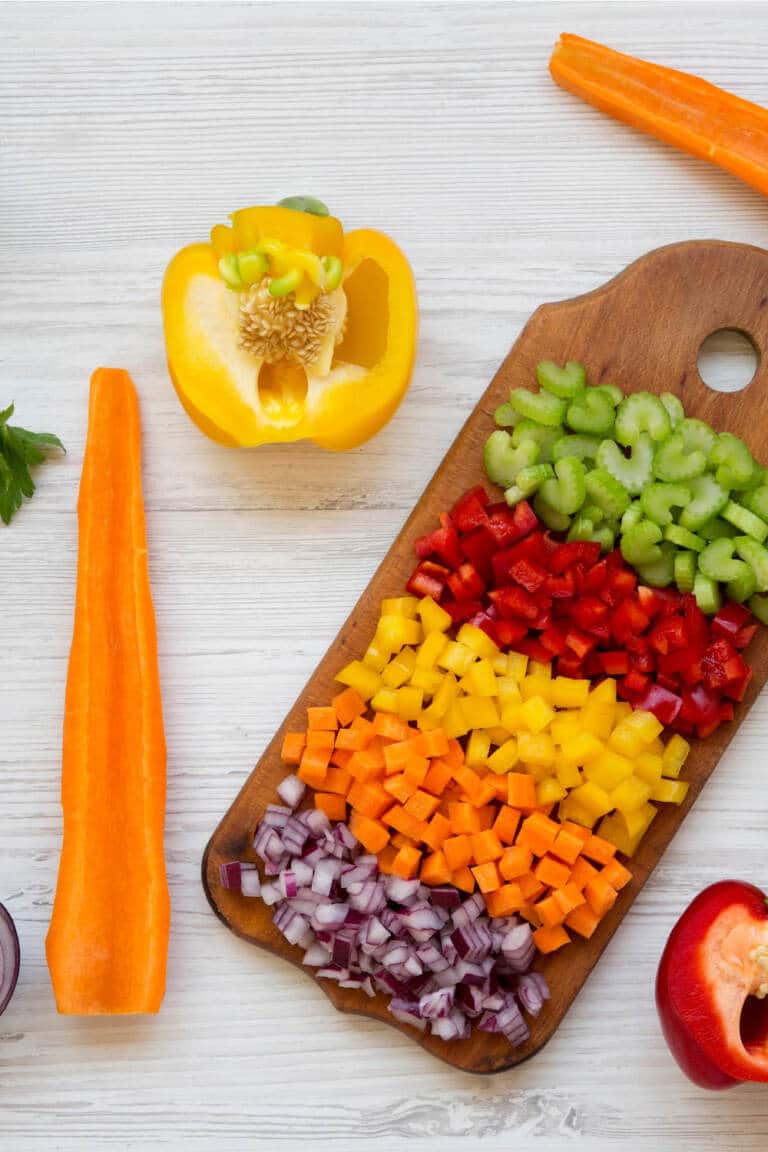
top-left (552, 434), bottom-right (602, 462)
top-left (652, 433), bottom-right (707, 481)
top-left (674, 550), bottom-right (697, 593)
top-left (621, 519), bottom-right (663, 566)
top-left (699, 517), bottom-right (738, 540)
top-left (659, 393), bottom-right (685, 429)
top-left (740, 485), bottom-right (768, 521)
top-left (664, 524), bottom-right (705, 552)
top-left (748, 593), bottom-right (768, 625)
top-left (509, 387), bottom-right (566, 427)
top-left (494, 402), bottom-right (519, 428)
top-left (679, 474), bottom-right (729, 530)
top-left (514, 463), bottom-right (554, 497)
top-left (679, 417), bottom-right (716, 456)
top-left (640, 482), bottom-right (691, 527)
top-left (533, 492), bottom-right (571, 532)
top-left (621, 500), bottom-right (644, 533)
top-left (710, 432), bottom-right (756, 491)
top-left (698, 538), bottom-right (748, 583)
top-left (539, 457), bottom-right (587, 516)
top-left (511, 420), bottom-right (561, 462)
top-left (596, 435), bottom-right (654, 495)
top-left (536, 360), bottom-right (586, 399)
top-left (721, 500), bottom-right (768, 543)
top-left (594, 383), bottom-right (623, 407)
top-left (614, 392), bottom-right (671, 445)
top-left (734, 536), bottom-right (768, 592)
top-left (693, 572), bottom-right (722, 615)
top-left (484, 430), bottom-right (539, 487)
top-left (585, 469), bottom-right (630, 519)
top-left (727, 565), bottom-right (757, 604)
top-left (636, 542), bottom-right (675, 588)
top-left (565, 389), bottom-right (615, 437)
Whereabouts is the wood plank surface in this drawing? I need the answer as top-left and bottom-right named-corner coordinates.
top-left (4, 2), bottom-right (768, 1148)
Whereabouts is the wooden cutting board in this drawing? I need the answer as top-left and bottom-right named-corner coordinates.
top-left (203, 240), bottom-right (768, 1073)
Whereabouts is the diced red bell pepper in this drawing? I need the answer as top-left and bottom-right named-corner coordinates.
top-left (636, 585), bottom-right (679, 618)
top-left (682, 595), bottom-right (711, 652)
top-left (580, 558), bottom-right (609, 594)
top-left (611, 599), bottom-right (651, 645)
top-left (680, 684), bottom-right (720, 733)
top-left (406, 560), bottom-right (450, 600)
top-left (556, 653), bottom-right (586, 678)
top-left (451, 486), bottom-right (490, 533)
top-left (484, 503), bottom-right (524, 548)
top-left (414, 523), bottom-right (463, 569)
top-left (541, 625), bottom-right (568, 657)
top-left (636, 683), bottom-right (683, 725)
top-left (565, 627), bottom-right (597, 660)
top-left (607, 566), bottom-right (638, 598)
top-left (516, 637), bottom-right (554, 663)
top-left (446, 562), bottom-right (486, 602)
top-left (488, 585), bottom-right (539, 621)
top-left (720, 659), bottom-right (753, 703)
top-left (598, 650), bottom-right (631, 676)
top-left (544, 570), bottom-right (576, 598)
top-left (618, 670), bottom-right (651, 700)
top-left (733, 624), bottom-right (758, 650)
top-left (490, 618), bottom-right (529, 649)
top-left (507, 558), bottom-right (549, 593)
top-left (710, 600), bottom-right (752, 641)
top-left (510, 499), bottom-right (539, 540)
top-left (459, 526), bottom-right (498, 583)
top-left (549, 540), bottom-right (602, 574)
top-left (648, 615), bottom-right (688, 655)
top-left (701, 640), bottom-right (741, 690)
top-left (570, 596), bottom-right (610, 634)
top-left (441, 598), bottom-right (483, 624)
top-left (657, 648), bottom-right (703, 686)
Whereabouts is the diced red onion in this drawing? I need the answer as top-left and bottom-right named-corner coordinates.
top-left (419, 987), bottom-right (454, 1019)
top-left (313, 902), bottom-right (348, 929)
top-left (240, 869), bottom-right (262, 898)
top-left (259, 882), bottom-right (282, 906)
top-left (261, 804), bottom-right (292, 829)
top-left (348, 880), bottom-right (386, 914)
top-left (276, 773), bottom-right (306, 809)
top-left (384, 875), bottom-right (421, 904)
top-left (428, 885), bottom-right (462, 910)
top-left (219, 860), bottom-right (257, 891)
top-left (517, 972), bottom-right (549, 1016)
top-left (389, 999), bottom-right (427, 1032)
top-left (288, 859), bottom-right (314, 889)
top-left (302, 942), bottom-right (331, 966)
top-left (332, 936), bottom-right (353, 967)
top-left (316, 965), bottom-right (349, 981)
top-left (398, 905), bottom-right (446, 934)
top-left (365, 916), bottom-right (390, 946)
top-left (311, 857), bottom-right (343, 896)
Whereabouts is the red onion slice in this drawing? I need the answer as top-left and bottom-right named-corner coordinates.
top-left (0, 903), bottom-right (20, 1017)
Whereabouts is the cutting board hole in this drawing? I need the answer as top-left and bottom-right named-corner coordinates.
top-left (698, 328), bottom-right (758, 393)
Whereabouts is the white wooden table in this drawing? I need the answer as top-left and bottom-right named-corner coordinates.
top-left (3, 3), bottom-right (768, 1148)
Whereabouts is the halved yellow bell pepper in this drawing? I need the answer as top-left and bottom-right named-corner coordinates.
top-left (161, 199), bottom-right (417, 450)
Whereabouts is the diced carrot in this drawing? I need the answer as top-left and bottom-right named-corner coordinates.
top-left (475, 779), bottom-right (499, 807)
top-left (487, 775), bottom-right (509, 801)
top-left (471, 861), bottom-right (502, 893)
top-left (454, 766), bottom-right (486, 804)
top-left (601, 858), bottom-right (633, 891)
top-left (405, 789), bottom-right (441, 822)
top-left (533, 924), bottom-right (571, 953)
top-left (383, 741), bottom-right (413, 773)
top-left (350, 715), bottom-right (374, 734)
top-left (560, 820), bottom-right (591, 844)
top-left (349, 812), bottom-right (390, 854)
top-left (315, 792), bottom-right (347, 821)
top-left (383, 773), bottom-right (416, 804)
top-left (499, 845), bottom-right (533, 880)
top-left (347, 781), bottom-right (392, 820)
top-left (323, 766), bottom-right (352, 795)
top-left (451, 866), bottom-right (476, 893)
top-left (492, 805), bottom-right (521, 845)
top-left (443, 738), bottom-right (465, 769)
top-left (565, 903), bottom-right (601, 939)
top-left (582, 833), bottom-right (616, 866)
top-left (409, 728), bottom-right (450, 758)
top-left (346, 752), bottom-right (384, 784)
top-left (570, 856), bottom-right (599, 891)
top-left (392, 844), bottom-right (421, 879)
top-left (517, 812), bottom-right (559, 856)
top-left (443, 834), bottom-right (473, 871)
top-left (535, 895), bottom-right (566, 928)
top-left (477, 804), bottom-right (496, 831)
top-left (307, 706), bottom-right (337, 731)
top-left (507, 773), bottom-right (537, 810)
top-left (484, 882), bottom-right (525, 917)
top-left (372, 712), bottom-right (412, 742)
top-left (335, 727), bottom-right (370, 752)
top-left (422, 811), bottom-right (451, 852)
top-left (420, 849), bottom-right (452, 885)
top-left (553, 882), bottom-right (586, 916)
top-left (383, 804), bottom-right (427, 841)
top-left (330, 747), bottom-right (353, 770)
top-left (403, 756), bottom-right (430, 788)
top-left (536, 803), bottom-right (556, 817)
top-left (520, 904), bottom-right (542, 928)
top-left (550, 828), bottom-right (584, 865)
top-left (518, 872), bottom-right (546, 902)
top-left (332, 687), bottom-right (366, 727)
top-left (306, 729), bottom-right (335, 750)
top-left (470, 829), bottom-right (504, 865)
top-left (298, 748), bottom-right (330, 788)
top-left (534, 855), bottom-right (572, 890)
top-left (377, 844), bottom-right (399, 874)
top-left (584, 874), bottom-right (618, 918)
top-left (280, 732), bottom-right (306, 764)
top-left (423, 757), bottom-right (454, 796)
top-left (448, 801), bottom-right (482, 835)
top-left (390, 831), bottom-right (415, 850)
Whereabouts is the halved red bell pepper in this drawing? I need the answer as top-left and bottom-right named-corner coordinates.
top-left (656, 881), bottom-right (768, 1089)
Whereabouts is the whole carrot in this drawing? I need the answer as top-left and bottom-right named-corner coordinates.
top-left (47, 369), bottom-right (170, 1014)
top-left (550, 33), bottom-right (768, 199)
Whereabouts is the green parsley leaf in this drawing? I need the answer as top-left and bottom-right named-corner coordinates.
top-left (0, 404), bottom-right (65, 524)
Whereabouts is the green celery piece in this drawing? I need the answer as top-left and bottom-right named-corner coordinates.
top-left (679, 417), bottom-right (716, 456)
top-left (727, 565), bottom-right (757, 603)
top-left (552, 434), bottom-right (602, 462)
top-left (721, 499), bottom-right (768, 543)
top-left (593, 383), bottom-right (623, 407)
top-left (640, 482), bottom-right (691, 527)
top-left (699, 517), bottom-right (738, 541)
top-left (710, 431), bottom-right (755, 490)
top-left (494, 402), bottom-right (519, 428)
top-left (509, 387), bottom-right (566, 427)
top-left (536, 360), bottom-right (586, 399)
top-left (596, 434), bottom-right (654, 496)
top-left (539, 457), bottom-right (587, 516)
top-left (621, 519), bottom-right (663, 566)
top-left (621, 500), bottom-right (644, 533)
top-left (740, 485), bottom-right (768, 521)
top-left (584, 469), bottom-right (630, 519)
top-left (679, 474), bottom-right (729, 530)
top-left (511, 420), bottom-right (561, 462)
top-left (514, 463), bottom-right (554, 498)
top-left (565, 389), bottom-right (615, 436)
top-left (733, 536), bottom-right (768, 592)
top-left (581, 503), bottom-right (606, 524)
top-left (693, 572), bottom-right (722, 615)
top-left (614, 392), bottom-right (671, 445)
top-left (568, 515), bottom-right (615, 552)
top-left (699, 538), bottom-right (750, 583)
top-left (504, 485), bottom-right (524, 507)
top-left (665, 524), bottom-right (705, 552)
top-left (484, 430), bottom-right (539, 488)
top-left (748, 593), bottom-right (768, 626)
top-left (636, 542), bottom-right (676, 588)
top-left (652, 433), bottom-right (707, 482)
top-left (660, 393), bottom-right (685, 429)
top-left (534, 492), bottom-right (571, 532)
top-left (674, 550), bottom-right (697, 593)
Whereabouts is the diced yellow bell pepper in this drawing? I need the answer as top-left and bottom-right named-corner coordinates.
top-left (417, 596), bottom-right (452, 633)
top-left (634, 752), bottom-right (664, 784)
top-left (456, 623), bottom-right (499, 660)
top-left (410, 666), bottom-right (443, 694)
top-left (363, 641), bottom-right (389, 671)
top-left (461, 696), bottom-right (500, 729)
top-left (396, 686), bottom-right (423, 721)
top-left (336, 660), bottom-right (381, 700)
top-left (518, 696), bottom-right (556, 734)
top-left (610, 775), bottom-right (652, 815)
top-left (645, 737), bottom-right (665, 758)
top-left (607, 724), bottom-right (644, 759)
top-left (465, 729), bottom-right (491, 767)
top-left (613, 702), bottom-right (633, 723)
top-left (589, 678), bottom-right (617, 704)
top-left (381, 596), bottom-right (419, 619)
top-left (662, 734), bottom-right (691, 779)
top-left (486, 725), bottom-right (512, 746)
top-left (619, 801), bottom-right (657, 841)
top-left (570, 780), bottom-right (613, 819)
top-left (496, 677), bottom-right (522, 709)
top-left (622, 708), bottom-right (664, 744)
top-left (371, 687), bottom-right (400, 713)
top-left (437, 641), bottom-right (476, 676)
top-left (549, 677), bottom-right (591, 709)
top-left (537, 777), bottom-right (568, 805)
top-left (597, 812), bottom-right (642, 856)
top-left (525, 760), bottom-right (556, 783)
top-left (560, 731), bottom-right (604, 768)
top-left (506, 652), bottom-right (529, 682)
top-left (487, 738), bottom-right (519, 775)
top-left (517, 731), bottom-right (555, 767)
top-left (374, 614), bottom-right (410, 653)
top-left (381, 647), bottom-right (417, 688)
top-left (584, 749), bottom-right (634, 791)
top-left (491, 652), bottom-right (510, 675)
top-left (579, 702), bottom-right (615, 740)
top-left (521, 675), bottom-right (554, 702)
top-left (424, 671), bottom-right (459, 719)
top-left (558, 795), bottom-right (598, 829)
top-left (555, 757), bottom-right (583, 790)
top-left (651, 778), bottom-right (690, 804)
top-left (416, 631), bottom-right (447, 669)
top-left (442, 700), bottom-right (471, 739)
top-left (529, 660), bottom-right (552, 680)
top-left (464, 658), bottom-right (498, 697)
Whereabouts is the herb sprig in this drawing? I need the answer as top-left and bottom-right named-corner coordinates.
top-left (0, 404), bottom-right (65, 525)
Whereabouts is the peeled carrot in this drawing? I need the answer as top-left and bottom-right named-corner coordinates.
top-left (550, 33), bottom-right (768, 199)
top-left (46, 369), bottom-right (170, 1014)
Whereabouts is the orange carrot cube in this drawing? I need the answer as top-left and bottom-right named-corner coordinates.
top-left (306, 729), bottom-right (335, 750)
top-left (451, 865), bottom-right (476, 893)
top-left (533, 924), bottom-right (571, 953)
top-left (492, 805), bottom-right (521, 845)
top-left (280, 732), bottom-right (306, 764)
top-left (448, 801), bottom-right (482, 835)
top-left (348, 812), bottom-right (389, 854)
top-left (335, 727), bottom-right (370, 752)
top-left (471, 861), bottom-right (502, 893)
top-left (552, 882), bottom-right (587, 916)
top-left (332, 687), bottom-right (366, 727)
top-left (565, 903), bottom-right (601, 938)
top-left (570, 856), bottom-right (599, 891)
top-left (323, 766), bottom-right (352, 795)
top-left (392, 844), bottom-right (421, 879)
top-left (443, 834), bottom-right (473, 871)
top-left (420, 849), bottom-right (452, 886)
top-left (535, 895), bottom-right (566, 927)
top-left (307, 706), bottom-right (337, 731)
top-left (347, 781), bottom-right (392, 820)
top-left (470, 829), bottom-right (504, 865)
top-left (314, 792), bottom-right (347, 821)
top-left (383, 804), bottom-right (427, 841)
top-left (584, 874), bottom-right (618, 918)
top-left (484, 882), bottom-right (525, 917)
top-left (499, 845), bottom-right (533, 880)
top-left (423, 757), bottom-right (454, 796)
top-left (600, 858), bottom-right (633, 891)
top-left (550, 828), bottom-right (585, 865)
top-left (534, 854), bottom-right (572, 890)
top-left (421, 811), bottom-right (451, 852)
top-left (582, 833), bottom-right (617, 866)
top-left (507, 773), bottom-right (537, 810)
top-left (405, 789), bottom-right (441, 822)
